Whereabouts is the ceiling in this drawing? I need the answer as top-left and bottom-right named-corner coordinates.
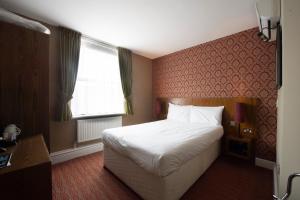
top-left (0, 0), bottom-right (258, 59)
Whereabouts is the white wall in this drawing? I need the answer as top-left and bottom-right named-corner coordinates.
top-left (277, 0), bottom-right (300, 199)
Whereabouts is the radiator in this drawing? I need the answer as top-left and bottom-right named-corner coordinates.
top-left (77, 116), bottom-right (122, 143)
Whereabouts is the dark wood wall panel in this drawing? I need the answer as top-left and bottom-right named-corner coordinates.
top-left (0, 21), bottom-right (50, 148)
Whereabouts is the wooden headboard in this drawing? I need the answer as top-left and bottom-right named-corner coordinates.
top-left (156, 97), bottom-right (257, 139)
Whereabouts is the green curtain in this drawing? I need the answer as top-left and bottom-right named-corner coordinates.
top-left (58, 27), bottom-right (81, 121)
top-left (118, 47), bottom-right (133, 115)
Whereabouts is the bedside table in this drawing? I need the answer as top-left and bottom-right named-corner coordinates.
top-left (224, 135), bottom-right (255, 161)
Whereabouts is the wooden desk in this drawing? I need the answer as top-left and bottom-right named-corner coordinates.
top-left (0, 135), bottom-right (52, 200)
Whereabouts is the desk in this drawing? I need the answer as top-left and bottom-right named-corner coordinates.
top-left (0, 135), bottom-right (52, 200)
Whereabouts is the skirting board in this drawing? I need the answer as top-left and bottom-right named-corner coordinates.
top-left (255, 157), bottom-right (275, 170)
top-left (50, 143), bottom-right (103, 165)
top-left (273, 164), bottom-right (279, 198)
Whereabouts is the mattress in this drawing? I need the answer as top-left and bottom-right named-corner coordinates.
top-left (103, 120), bottom-right (223, 177)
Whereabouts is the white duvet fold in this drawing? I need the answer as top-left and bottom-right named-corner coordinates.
top-left (103, 120), bottom-right (223, 177)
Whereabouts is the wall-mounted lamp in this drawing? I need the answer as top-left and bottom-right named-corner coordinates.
top-left (155, 99), bottom-right (162, 119)
top-left (255, 0), bottom-right (280, 42)
top-left (0, 8), bottom-right (51, 35)
top-left (235, 103), bottom-right (245, 137)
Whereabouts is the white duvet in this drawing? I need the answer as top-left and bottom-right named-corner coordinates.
top-left (103, 120), bottom-right (223, 177)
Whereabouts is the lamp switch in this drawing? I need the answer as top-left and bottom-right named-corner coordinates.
top-left (230, 121), bottom-right (236, 126)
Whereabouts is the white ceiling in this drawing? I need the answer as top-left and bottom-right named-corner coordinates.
top-left (0, 0), bottom-right (258, 59)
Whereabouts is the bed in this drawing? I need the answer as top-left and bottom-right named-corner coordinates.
top-left (103, 97), bottom-right (256, 200)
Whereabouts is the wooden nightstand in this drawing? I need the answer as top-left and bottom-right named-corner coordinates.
top-left (224, 135), bottom-right (255, 161)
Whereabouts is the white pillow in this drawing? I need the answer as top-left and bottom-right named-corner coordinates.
top-left (190, 106), bottom-right (224, 125)
top-left (167, 103), bottom-right (191, 123)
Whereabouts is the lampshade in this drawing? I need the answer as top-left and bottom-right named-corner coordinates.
top-left (235, 103), bottom-right (245, 123)
top-left (255, 0), bottom-right (280, 41)
top-left (155, 100), bottom-right (162, 117)
top-left (0, 8), bottom-right (51, 35)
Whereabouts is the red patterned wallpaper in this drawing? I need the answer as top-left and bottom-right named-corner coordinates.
top-left (152, 28), bottom-right (277, 161)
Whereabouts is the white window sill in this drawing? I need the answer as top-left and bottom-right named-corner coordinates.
top-left (73, 113), bottom-right (125, 120)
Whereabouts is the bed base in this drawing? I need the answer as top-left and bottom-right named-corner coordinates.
top-left (104, 140), bottom-right (220, 200)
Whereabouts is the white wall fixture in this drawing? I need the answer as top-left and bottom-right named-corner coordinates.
top-left (0, 8), bottom-right (50, 34)
top-left (255, 0), bottom-right (280, 41)
top-left (77, 116), bottom-right (122, 143)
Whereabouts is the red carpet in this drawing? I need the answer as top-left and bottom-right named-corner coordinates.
top-left (52, 152), bottom-right (273, 200)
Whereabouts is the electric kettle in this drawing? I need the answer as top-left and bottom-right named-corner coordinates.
top-left (2, 124), bottom-right (21, 142)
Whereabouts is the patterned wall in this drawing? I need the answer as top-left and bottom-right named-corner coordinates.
top-left (152, 28), bottom-right (277, 161)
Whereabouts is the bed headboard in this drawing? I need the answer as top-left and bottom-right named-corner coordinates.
top-left (156, 97), bottom-right (257, 139)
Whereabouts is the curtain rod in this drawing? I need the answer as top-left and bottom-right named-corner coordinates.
top-left (82, 34), bottom-right (117, 50)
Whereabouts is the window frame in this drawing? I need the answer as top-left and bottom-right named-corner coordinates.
top-left (72, 113), bottom-right (125, 120)
top-left (71, 36), bottom-right (125, 119)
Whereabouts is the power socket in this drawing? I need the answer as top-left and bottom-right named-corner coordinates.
top-left (243, 128), bottom-right (253, 135)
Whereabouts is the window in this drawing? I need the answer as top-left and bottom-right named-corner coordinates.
top-left (71, 37), bottom-right (124, 118)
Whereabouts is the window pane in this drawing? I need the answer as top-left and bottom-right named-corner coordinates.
top-left (71, 39), bottom-right (124, 117)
